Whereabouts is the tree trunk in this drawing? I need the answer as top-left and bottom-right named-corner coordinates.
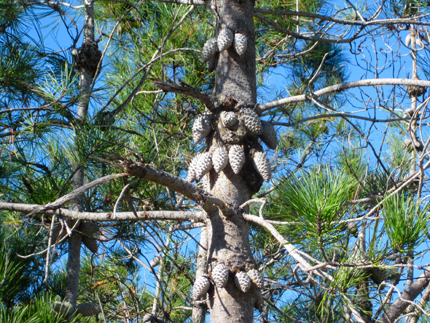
top-left (203, 1), bottom-right (261, 322)
top-left (214, 0), bottom-right (256, 104)
top-left (192, 227), bottom-right (208, 323)
top-left (64, 0), bottom-right (96, 315)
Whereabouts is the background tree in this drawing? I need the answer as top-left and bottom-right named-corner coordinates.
top-left (2, 0), bottom-right (430, 322)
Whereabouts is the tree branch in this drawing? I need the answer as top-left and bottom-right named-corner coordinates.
top-left (97, 156), bottom-right (234, 215)
top-left (244, 214), bottom-right (367, 323)
top-left (151, 0), bottom-right (207, 4)
top-left (254, 8), bottom-right (430, 27)
top-left (151, 79), bottom-right (215, 111)
top-left (0, 202), bottom-right (205, 222)
top-left (379, 269), bottom-right (430, 323)
top-left (24, 173), bottom-right (129, 217)
top-left (253, 12), bottom-right (365, 44)
top-left (256, 78), bottom-right (430, 113)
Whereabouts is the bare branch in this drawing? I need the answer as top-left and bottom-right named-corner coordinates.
top-left (256, 78), bottom-right (430, 113)
top-left (253, 12), bottom-right (365, 44)
top-left (273, 113), bottom-right (408, 127)
top-left (108, 157), bottom-right (233, 214)
top-left (243, 214), bottom-right (324, 273)
top-left (254, 7), bottom-right (430, 27)
top-left (0, 202), bottom-right (205, 222)
top-left (151, 79), bottom-right (215, 111)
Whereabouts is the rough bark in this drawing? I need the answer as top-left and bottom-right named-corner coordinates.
top-left (214, 0), bottom-right (256, 105)
top-left (206, 207), bottom-right (257, 323)
top-left (201, 1), bottom-right (260, 322)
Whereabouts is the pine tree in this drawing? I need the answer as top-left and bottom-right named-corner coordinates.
top-left (2, 0), bottom-right (430, 322)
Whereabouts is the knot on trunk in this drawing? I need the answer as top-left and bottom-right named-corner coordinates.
top-left (72, 42), bottom-right (102, 77)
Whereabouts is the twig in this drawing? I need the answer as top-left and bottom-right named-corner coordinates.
top-left (113, 183), bottom-right (131, 219)
top-left (43, 213), bottom-right (57, 283)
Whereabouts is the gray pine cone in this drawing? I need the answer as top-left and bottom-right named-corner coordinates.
top-left (212, 147), bottom-right (228, 173)
top-left (192, 114), bottom-right (212, 144)
top-left (229, 145), bottom-right (245, 174)
top-left (217, 28), bottom-right (233, 52)
top-left (76, 303), bottom-right (102, 317)
top-left (240, 108), bottom-right (262, 135)
top-left (212, 264), bottom-right (229, 288)
top-left (150, 256), bottom-right (161, 267)
top-left (234, 33), bottom-right (247, 56)
top-left (186, 168), bottom-right (196, 183)
top-left (194, 152), bottom-right (213, 181)
top-left (202, 37), bottom-right (218, 63)
top-left (260, 121), bottom-right (278, 149)
top-left (50, 220), bottom-right (74, 244)
top-left (220, 111), bottom-right (238, 128)
top-left (193, 275), bottom-right (211, 300)
top-left (187, 154), bottom-right (203, 182)
top-left (247, 269), bottom-right (264, 288)
top-left (54, 301), bottom-right (72, 316)
top-left (252, 151), bottom-right (271, 182)
top-left (202, 173), bottom-right (211, 192)
top-left (82, 236), bottom-right (98, 253)
top-left (79, 222), bottom-right (99, 235)
top-left (405, 34), bottom-right (412, 47)
top-left (234, 271), bottom-right (251, 293)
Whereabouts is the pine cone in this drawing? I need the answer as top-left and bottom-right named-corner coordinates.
top-left (79, 222), bottom-right (99, 235)
top-left (202, 38), bottom-right (218, 63)
top-left (54, 301), bottom-right (73, 316)
top-left (234, 33), bottom-right (247, 56)
top-left (212, 147), bottom-right (228, 173)
top-left (217, 28), bottom-right (233, 52)
top-left (260, 121), bottom-right (277, 149)
top-left (406, 84), bottom-right (426, 97)
top-left (240, 108), bottom-right (262, 135)
top-left (229, 145), bottom-right (245, 174)
top-left (187, 154), bottom-right (202, 182)
top-left (150, 256), bottom-right (160, 267)
top-left (76, 303), bottom-right (101, 317)
top-left (247, 269), bottom-right (264, 288)
top-left (82, 236), bottom-right (98, 253)
top-left (194, 152), bottom-right (213, 181)
top-left (202, 173), bottom-right (211, 192)
top-left (405, 34), bottom-right (412, 47)
top-left (192, 114), bottom-right (212, 144)
top-left (252, 151), bottom-right (271, 182)
top-left (234, 271), bottom-right (251, 293)
top-left (193, 275), bottom-right (211, 300)
top-left (186, 167), bottom-right (196, 183)
top-left (212, 264), bottom-right (229, 288)
top-left (220, 111), bottom-right (238, 129)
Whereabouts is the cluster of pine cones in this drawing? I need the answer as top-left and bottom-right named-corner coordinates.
top-left (201, 25), bottom-right (248, 71)
top-left (193, 264), bottom-right (264, 300)
top-left (187, 108), bottom-right (277, 186)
